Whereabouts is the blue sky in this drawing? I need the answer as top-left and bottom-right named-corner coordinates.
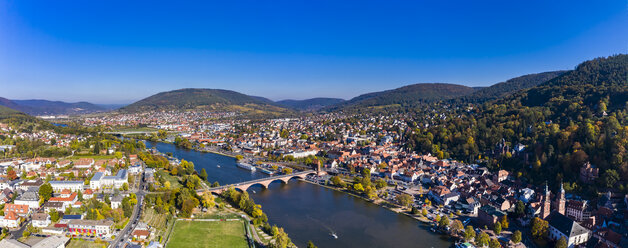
top-left (1, 0), bottom-right (626, 104)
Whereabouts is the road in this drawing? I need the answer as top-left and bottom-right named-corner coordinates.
top-left (109, 170), bottom-right (147, 248)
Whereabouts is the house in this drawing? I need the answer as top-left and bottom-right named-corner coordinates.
top-left (428, 186), bottom-right (452, 205)
top-left (0, 236), bottom-right (70, 248)
top-left (83, 189), bottom-right (94, 199)
top-left (90, 170), bottom-right (128, 190)
top-left (0, 211), bottom-right (20, 228)
top-left (48, 192), bottom-right (78, 209)
top-left (49, 181), bottom-right (84, 192)
top-left (0, 188), bottom-right (14, 204)
top-left (579, 162), bottom-right (598, 183)
top-left (68, 219), bottom-right (114, 238)
top-left (478, 205), bottom-right (506, 226)
top-left (441, 192), bottom-right (460, 206)
top-left (111, 195), bottom-right (123, 209)
top-left (493, 170), bottom-right (509, 182)
top-left (17, 179), bottom-right (43, 191)
top-left (74, 158), bottom-right (95, 169)
top-left (565, 200), bottom-right (589, 222)
top-left (32, 212), bottom-right (51, 228)
top-left (14, 191), bottom-right (40, 209)
top-left (545, 211), bottom-right (589, 248)
top-left (4, 204), bottom-right (31, 217)
top-left (43, 202), bottom-right (64, 213)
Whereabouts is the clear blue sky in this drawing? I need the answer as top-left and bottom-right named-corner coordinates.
top-left (1, 0), bottom-right (626, 104)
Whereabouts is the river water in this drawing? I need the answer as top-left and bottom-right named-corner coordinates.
top-left (145, 141), bottom-right (450, 248)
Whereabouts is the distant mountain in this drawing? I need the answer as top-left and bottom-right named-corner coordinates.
top-left (0, 98), bottom-right (107, 116)
top-left (276, 98), bottom-right (345, 111)
top-left (462, 71), bottom-right (567, 102)
top-left (97, 103), bottom-right (128, 110)
top-left (329, 83), bottom-right (476, 111)
top-left (121, 88), bottom-right (292, 117)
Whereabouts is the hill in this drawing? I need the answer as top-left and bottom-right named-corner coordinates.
top-left (121, 88), bottom-right (292, 117)
top-left (463, 70), bottom-right (567, 102)
top-left (276, 98), bottom-right (345, 111)
top-left (0, 97), bottom-right (107, 116)
top-left (329, 83), bottom-right (476, 112)
top-left (405, 54), bottom-right (628, 189)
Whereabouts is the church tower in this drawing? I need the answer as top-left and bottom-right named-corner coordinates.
top-left (557, 181), bottom-right (566, 215)
top-left (541, 182), bottom-right (551, 219)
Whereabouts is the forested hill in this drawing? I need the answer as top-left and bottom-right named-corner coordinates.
top-left (121, 88), bottom-right (293, 117)
top-left (462, 70), bottom-right (566, 102)
top-left (0, 97), bottom-right (106, 116)
top-left (276, 98), bottom-right (345, 111)
top-left (329, 83), bottom-right (476, 112)
top-left (405, 54), bottom-right (628, 193)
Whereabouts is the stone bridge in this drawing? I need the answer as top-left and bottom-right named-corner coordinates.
top-left (197, 170), bottom-right (324, 195)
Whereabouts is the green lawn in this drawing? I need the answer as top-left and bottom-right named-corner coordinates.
top-left (66, 239), bottom-right (107, 248)
top-left (157, 170), bottom-right (183, 189)
top-left (167, 220), bottom-right (248, 248)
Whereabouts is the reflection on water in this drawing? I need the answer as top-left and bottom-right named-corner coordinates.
top-left (145, 141), bottom-right (450, 248)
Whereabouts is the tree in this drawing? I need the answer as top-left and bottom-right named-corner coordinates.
top-left (235, 155), bottom-right (244, 161)
top-left (601, 169), bottom-right (619, 188)
top-left (489, 238), bottom-right (501, 248)
top-left (38, 183), bottom-right (53, 201)
top-left (450, 220), bottom-right (464, 234)
top-left (211, 181), bottom-right (220, 187)
top-left (421, 208), bottom-right (428, 216)
top-left (201, 192), bottom-right (215, 208)
top-left (515, 200), bottom-right (525, 217)
top-left (122, 183), bottom-right (129, 191)
top-left (281, 167), bottom-right (293, 174)
top-left (353, 183), bottom-right (364, 192)
top-left (439, 215), bottom-right (450, 228)
top-left (476, 232), bottom-right (490, 247)
top-left (556, 236), bottom-right (567, 248)
top-left (395, 193), bottom-right (413, 208)
top-left (49, 209), bottom-right (60, 222)
top-left (493, 221), bottom-right (502, 235)
top-left (499, 215), bottom-right (509, 229)
top-left (200, 168), bottom-right (208, 181)
top-left (7, 167), bottom-right (17, 180)
top-left (306, 241), bottom-right (318, 248)
top-left (464, 226), bottom-right (476, 241)
top-left (530, 217), bottom-right (548, 238)
top-left (511, 230), bottom-right (522, 244)
top-left (272, 227), bottom-right (291, 248)
top-left (331, 176), bottom-right (346, 188)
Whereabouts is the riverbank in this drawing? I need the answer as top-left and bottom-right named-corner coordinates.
top-left (301, 179), bottom-right (435, 225)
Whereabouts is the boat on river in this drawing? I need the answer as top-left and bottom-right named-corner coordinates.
top-left (237, 162), bottom-right (256, 171)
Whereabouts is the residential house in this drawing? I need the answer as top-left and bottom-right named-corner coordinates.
top-left (32, 212), bottom-right (51, 228)
top-left (49, 181), bottom-right (84, 192)
top-left (478, 205), bottom-right (506, 226)
top-left (68, 219), bottom-right (114, 238)
top-left (14, 191), bottom-right (40, 209)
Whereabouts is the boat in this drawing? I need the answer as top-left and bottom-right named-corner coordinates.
top-left (331, 232), bottom-right (338, 239)
top-left (217, 164), bottom-right (221, 168)
top-left (236, 162), bottom-right (256, 171)
top-left (259, 168), bottom-right (275, 175)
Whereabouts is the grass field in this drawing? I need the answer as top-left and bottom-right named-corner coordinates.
top-left (157, 169), bottom-right (183, 189)
top-left (66, 239), bottom-right (107, 248)
top-left (167, 220), bottom-right (248, 248)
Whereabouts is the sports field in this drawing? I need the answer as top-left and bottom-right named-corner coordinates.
top-left (167, 220), bottom-right (248, 248)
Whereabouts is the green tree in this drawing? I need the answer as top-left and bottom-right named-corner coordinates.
top-left (200, 168), bottom-right (208, 181)
top-left (511, 230), bottom-right (522, 244)
top-left (38, 183), bottom-right (53, 201)
top-left (489, 238), bottom-right (501, 248)
top-left (500, 215), bottom-right (509, 229)
top-left (395, 193), bottom-right (413, 208)
top-left (49, 209), bottom-right (60, 222)
top-left (464, 226), bottom-right (476, 241)
top-left (476, 232), bottom-right (490, 247)
top-left (331, 176), bottom-right (346, 188)
top-left (530, 217), bottom-right (548, 238)
top-left (515, 200), bottom-right (525, 217)
top-left (450, 219), bottom-right (464, 234)
top-left (493, 221), bottom-right (502, 234)
top-left (211, 181), bottom-right (220, 187)
top-left (601, 169), bottom-right (619, 188)
top-left (306, 241), bottom-right (318, 248)
top-left (439, 215), bottom-right (450, 228)
top-left (556, 236), bottom-right (567, 248)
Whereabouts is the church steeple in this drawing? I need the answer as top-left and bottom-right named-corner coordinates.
top-left (557, 180), bottom-right (566, 215)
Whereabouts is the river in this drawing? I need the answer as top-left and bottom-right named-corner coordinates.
top-left (145, 141), bottom-right (451, 248)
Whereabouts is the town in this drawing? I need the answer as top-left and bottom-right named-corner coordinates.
top-left (0, 106), bottom-right (624, 248)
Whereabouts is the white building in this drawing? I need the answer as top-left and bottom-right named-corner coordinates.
top-left (90, 170), bottom-right (128, 190)
top-left (49, 181), bottom-right (84, 192)
top-left (14, 191), bottom-right (40, 209)
top-left (546, 211), bottom-right (590, 248)
top-left (32, 212), bottom-right (51, 228)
